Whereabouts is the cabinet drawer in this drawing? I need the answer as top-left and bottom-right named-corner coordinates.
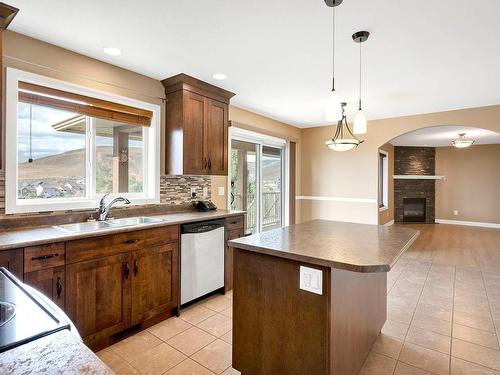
top-left (66, 226), bottom-right (179, 264)
top-left (225, 215), bottom-right (244, 231)
top-left (24, 243), bottom-right (65, 273)
top-left (227, 228), bottom-right (244, 242)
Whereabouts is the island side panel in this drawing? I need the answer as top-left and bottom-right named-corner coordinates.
top-left (233, 248), bottom-right (331, 375)
top-left (330, 268), bottom-right (387, 375)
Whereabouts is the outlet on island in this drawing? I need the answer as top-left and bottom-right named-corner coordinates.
top-left (191, 188), bottom-right (197, 198)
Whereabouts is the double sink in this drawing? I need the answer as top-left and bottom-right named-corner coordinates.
top-left (55, 216), bottom-right (163, 233)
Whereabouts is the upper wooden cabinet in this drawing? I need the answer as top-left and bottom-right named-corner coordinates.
top-left (162, 74), bottom-right (235, 176)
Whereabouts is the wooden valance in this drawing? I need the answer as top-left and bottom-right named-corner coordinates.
top-left (18, 81), bottom-right (153, 127)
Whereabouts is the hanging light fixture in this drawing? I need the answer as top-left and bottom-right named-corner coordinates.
top-left (325, 102), bottom-right (364, 151)
top-left (352, 30), bottom-right (369, 134)
top-left (452, 133), bottom-right (474, 148)
top-left (324, 0), bottom-right (343, 122)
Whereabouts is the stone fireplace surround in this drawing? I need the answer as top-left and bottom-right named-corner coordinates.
top-left (394, 146), bottom-right (435, 223)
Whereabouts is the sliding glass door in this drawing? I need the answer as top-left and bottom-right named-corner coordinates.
top-left (229, 130), bottom-right (286, 234)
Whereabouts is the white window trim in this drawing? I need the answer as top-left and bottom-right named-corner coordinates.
top-left (228, 126), bottom-right (289, 229)
top-left (5, 68), bottom-right (160, 214)
top-left (378, 150), bottom-right (389, 212)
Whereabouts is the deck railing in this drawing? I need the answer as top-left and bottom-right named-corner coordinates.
top-left (231, 191), bottom-right (281, 231)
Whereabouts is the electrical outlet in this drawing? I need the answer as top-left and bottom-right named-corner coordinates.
top-left (203, 187), bottom-right (208, 197)
top-left (218, 186), bottom-right (225, 196)
top-left (299, 266), bottom-right (323, 295)
top-left (454, 210), bottom-right (459, 216)
top-left (190, 188), bottom-right (196, 198)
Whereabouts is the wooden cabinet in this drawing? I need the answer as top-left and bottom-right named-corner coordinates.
top-left (162, 73), bottom-right (235, 176)
top-left (131, 242), bottom-right (179, 324)
top-left (0, 248), bottom-right (23, 279)
top-left (24, 266), bottom-right (65, 309)
top-left (224, 215), bottom-right (245, 292)
top-left (66, 253), bottom-right (132, 341)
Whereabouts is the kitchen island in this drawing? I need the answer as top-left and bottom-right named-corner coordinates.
top-left (228, 220), bottom-right (419, 375)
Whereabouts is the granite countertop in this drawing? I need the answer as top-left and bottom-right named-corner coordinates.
top-left (229, 220), bottom-right (419, 273)
top-left (0, 210), bottom-right (245, 251)
top-left (0, 330), bottom-right (114, 375)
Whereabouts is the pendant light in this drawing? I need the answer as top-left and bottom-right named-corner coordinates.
top-left (352, 30), bottom-right (369, 134)
top-left (452, 133), bottom-right (474, 148)
top-left (324, 0), bottom-right (343, 122)
top-left (325, 102), bottom-right (364, 151)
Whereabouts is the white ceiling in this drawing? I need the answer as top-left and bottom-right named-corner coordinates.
top-left (7, 0), bottom-right (500, 128)
top-left (390, 126), bottom-right (500, 147)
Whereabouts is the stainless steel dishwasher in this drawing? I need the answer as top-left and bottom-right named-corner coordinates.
top-left (180, 220), bottom-right (225, 305)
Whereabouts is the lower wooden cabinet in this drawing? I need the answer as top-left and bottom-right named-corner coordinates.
top-left (225, 216), bottom-right (245, 292)
top-left (24, 266), bottom-right (65, 309)
top-left (131, 243), bottom-right (179, 324)
top-left (66, 252), bottom-right (132, 341)
top-left (0, 248), bottom-right (23, 279)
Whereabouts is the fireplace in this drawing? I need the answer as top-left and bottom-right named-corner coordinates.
top-left (403, 198), bottom-right (426, 222)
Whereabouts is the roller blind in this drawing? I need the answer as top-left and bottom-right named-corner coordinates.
top-left (18, 81), bottom-right (153, 127)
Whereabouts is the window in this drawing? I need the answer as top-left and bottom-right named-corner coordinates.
top-left (378, 151), bottom-right (388, 210)
top-left (6, 68), bottom-right (160, 213)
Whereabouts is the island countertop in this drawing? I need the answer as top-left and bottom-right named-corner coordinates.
top-left (228, 220), bottom-right (419, 273)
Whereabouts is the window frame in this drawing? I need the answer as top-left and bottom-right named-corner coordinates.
top-left (378, 150), bottom-right (389, 211)
top-left (5, 68), bottom-right (160, 214)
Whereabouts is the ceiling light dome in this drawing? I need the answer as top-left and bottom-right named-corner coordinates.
top-left (325, 102), bottom-right (364, 152)
top-left (452, 133), bottom-right (474, 148)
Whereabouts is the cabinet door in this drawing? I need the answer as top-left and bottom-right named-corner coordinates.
top-left (66, 253), bottom-right (132, 340)
top-left (24, 266), bottom-right (65, 309)
top-left (225, 228), bottom-right (244, 292)
top-left (131, 242), bottom-right (179, 324)
top-left (0, 248), bottom-right (23, 279)
top-left (183, 91), bottom-right (207, 175)
top-left (206, 98), bottom-right (228, 175)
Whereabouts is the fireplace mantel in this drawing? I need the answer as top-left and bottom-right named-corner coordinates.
top-left (393, 175), bottom-right (445, 180)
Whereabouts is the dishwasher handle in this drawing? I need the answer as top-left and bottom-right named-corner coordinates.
top-left (181, 220), bottom-right (224, 234)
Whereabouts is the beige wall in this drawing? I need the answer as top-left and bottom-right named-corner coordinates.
top-left (299, 105), bottom-right (500, 224)
top-left (378, 143), bottom-right (394, 225)
top-left (435, 144), bottom-right (500, 224)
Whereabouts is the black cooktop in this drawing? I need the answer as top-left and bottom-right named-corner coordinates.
top-left (0, 268), bottom-right (70, 352)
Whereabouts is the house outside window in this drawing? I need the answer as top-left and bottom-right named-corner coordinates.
top-left (5, 68), bottom-right (160, 214)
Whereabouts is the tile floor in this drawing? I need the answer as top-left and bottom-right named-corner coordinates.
top-left (98, 224), bottom-right (500, 374)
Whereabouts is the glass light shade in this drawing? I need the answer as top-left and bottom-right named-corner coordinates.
top-left (353, 109), bottom-right (367, 134)
top-left (325, 91), bottom-right (342, 122)
top-left (452, 133), bottom-right (474, 148)
top-left (325, 138), bottom-right (360, 152)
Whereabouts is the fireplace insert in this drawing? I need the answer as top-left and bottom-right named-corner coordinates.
top-left (403, 198), bottom-right (426, 222)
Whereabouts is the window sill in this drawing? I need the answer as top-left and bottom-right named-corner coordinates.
top-left (379, 206), bottom-right (389, 212)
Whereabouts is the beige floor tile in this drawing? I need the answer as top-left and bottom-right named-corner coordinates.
top-left (453, 324), bottom-right (499, 350)
top-left (454, 311), bottom-right (496, 332)
top-left (394, 362), bottom-right (434, 374)
top-left (411, 312), bottom-right (452, 336)
top-left (196, 313), bottom-right (232, 337)
top-left (382, 320), bottom-right (410, 341)
top-left (399, 342), bottom-right (450, 375)
top-left (180, 304), bottom-right (218, 325)
top-left (167, 326), bottom-right (217, 356)
top-left (371, 333), bottom-right (403, 359)
top-left (419, 293), bottom-right (453, 309)
top-left (452, 338), bottom-right (500, 371)
top-left (221, 367), bottom-right (240, 375)
top-left (359, 352), bottom-right (396, 375)
top-left (191, 339), bottom-right (232, 374)
top-left (201, 294), bottom-right (232, 313)
top-left (112, 331), bottom-right (163, 358)
top-left (388, 306), bottom-right (415, 325)
top-left (220, 306), bottom-right (232, 318)
top-left (97, 348), bottom-right (141, 375)
top-left (165, 358), bottom-right (216, 375)
top-left (406, 326), bottom-right (451, 354)
top-left (416, 302), bottom-right (453, 322)
top-left (454, 303), bottom-right (492, 319)
top-left (126, 343), bottom-right (186, 375)
top-left (148, 317), bottom-right (192, 341)
top-left (451, 357), bottom-right (500, 374)
top-left (220, 330), bottom-right (232, 345)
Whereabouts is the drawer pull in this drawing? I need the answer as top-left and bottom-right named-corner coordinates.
top-left (56, 277), bottom-right (62, 298)
top-left (124, 261), bottom-right (130, 279)
top-left (123, 239), bottom-right (139, 244)
top-left (31, 253), bottom-right (59, 261)
top-left (134, 259), bottom-right (139, 276)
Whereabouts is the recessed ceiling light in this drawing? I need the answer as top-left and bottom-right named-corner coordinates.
top-left (213, 73), bottom-right (227, 80)
top-left (103, 47), bottom-right (121, 56)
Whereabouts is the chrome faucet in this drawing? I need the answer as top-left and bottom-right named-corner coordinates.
top-left (97, 194), bottom-right (131, 221)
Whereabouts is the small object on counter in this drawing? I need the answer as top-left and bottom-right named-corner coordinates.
top-left (195, 200), bottom-right (217, 212)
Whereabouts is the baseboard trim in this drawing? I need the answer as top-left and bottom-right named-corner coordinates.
top-left (435, 219), bottom-right (500, 229)
top-left (383, 220), bottom-right (395, 226)
top-left (296, 195), bottom-right (377, 203)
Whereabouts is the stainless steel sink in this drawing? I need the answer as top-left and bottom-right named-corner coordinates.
top-left (55, 221), bottom-right (117, 233)
top-left (107, 217), bottom-right (163, 227)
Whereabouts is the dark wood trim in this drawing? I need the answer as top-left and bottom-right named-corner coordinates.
top-left (289, 141), bottom-right (296, 225)
top-left (162, 73), bottom-right (235, 104)
top-left (0, 3), bottom-right (19, 29)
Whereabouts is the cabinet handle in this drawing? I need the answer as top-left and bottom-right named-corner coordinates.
top-left (124, 261), bottom-right (130, 279)
top-left (32, 253), bottom-right (59, 261)
top-left (123, 239), bottom-right (139, 244)
top-left (203, 157), bottom-right (207, 169)
top-left (56, 277), bottom-right (62, 299)
top-left (208, 158), bottom-right (212, 169)
top-left (134, 259), bottom-right (139, 276)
